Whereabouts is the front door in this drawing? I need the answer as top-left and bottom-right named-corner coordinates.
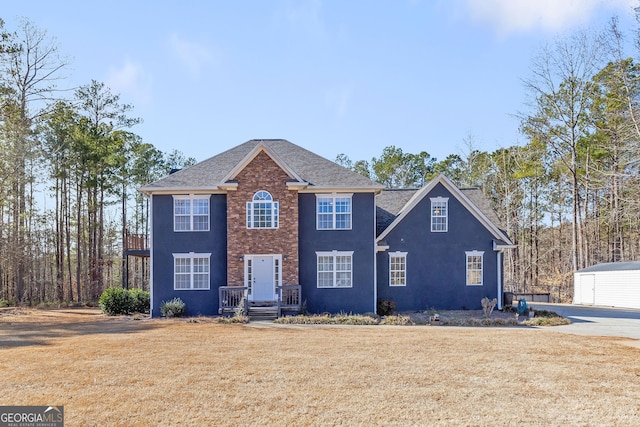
top-left (247, 255), bottom-right (277, 301)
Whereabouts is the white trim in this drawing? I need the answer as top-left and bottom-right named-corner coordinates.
top-left (465, 250), bottom-right (484, 287)
top-left (141, 185), bottom-right (379, 196)
top-left (244, 254), bottom-right (282, 301)
top-left (246, 190), bottom-right (279, 229)
top-left (299, 187), bottom-right (383, 194)
top-left (149, 196), bottom-right (154, 317)
top-left (316, 193), bottom-right (353, 230)
top-left (389, 251), bottom-right (408, 287)
top-left (377, 174), bottom-right (513, 245)
top-left (497, 250), bottom-right (503, 309)
top-left (139, 186), bottom-right (226, 196)
top-left (172, 252), bottom-right (212, 290)
top-left (373, 203), bottom-right (378, 312)
top-left (430, 197), bottom-right (448, 232)
top-left (172, 194), bottom-right (210, 232)
top-left (315, 250), bottom-right (354, 288)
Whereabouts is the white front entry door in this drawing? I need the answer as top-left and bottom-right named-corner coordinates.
top-left (248, 255), bottom-right (277, 301)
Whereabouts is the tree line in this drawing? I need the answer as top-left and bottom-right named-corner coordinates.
top-left (0, 18), bottom-right (194, 305)
top-left (337, 18), bottom-right (640, 302)
top-left (2, 15), bottom-right (640, 306)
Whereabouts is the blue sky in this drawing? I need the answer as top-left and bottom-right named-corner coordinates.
top-left (2, 0), bottom-right (638, 164)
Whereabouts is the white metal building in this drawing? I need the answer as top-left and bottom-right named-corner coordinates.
top-left (573, 261), bottom-right (640, 309)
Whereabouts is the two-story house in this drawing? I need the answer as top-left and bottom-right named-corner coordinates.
top-left (140, 139), bottom-right (513, 317)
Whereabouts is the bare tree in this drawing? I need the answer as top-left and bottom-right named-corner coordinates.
top-left (522, 30), bottom-right (606, 272)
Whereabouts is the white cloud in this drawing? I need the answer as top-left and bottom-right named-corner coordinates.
top-left (169, 33), bottom-right (214, 76)
top-left (106, 61), bottom-right (152, 108)
top-left (464, 0), bottom-right (636, 34)
top-left (325, 85), bottom-right (354, 117)
top-left (280, 0), bottom-right (326, 39)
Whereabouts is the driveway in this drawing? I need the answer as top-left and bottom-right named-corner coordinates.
top-left (530, 302), bottom-right (640, 341)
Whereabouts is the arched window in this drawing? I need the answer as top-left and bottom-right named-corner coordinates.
top-left (246, 190), bottom-right (279, 229)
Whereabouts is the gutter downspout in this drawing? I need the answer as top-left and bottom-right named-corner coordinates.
top-left (149, 196), bottom-right (154, 318)
top-left (373, 197), bottom-right (378, 314)
top-left (497, 250), bottom-right (503, 310)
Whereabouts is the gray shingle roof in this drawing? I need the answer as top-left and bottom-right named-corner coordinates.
top-left (459, 188), bottom-right (504, 230)
top-left (376, 189), bottom-right (418, 235)
top-left (140, 139), bottom-right (384, 192)
top-left (375, 186), bottom-right (505, 238)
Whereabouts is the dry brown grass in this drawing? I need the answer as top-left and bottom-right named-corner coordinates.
top-left (1, 309), bottom-right (639, 426)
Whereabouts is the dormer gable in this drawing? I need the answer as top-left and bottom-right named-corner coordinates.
top-left (376, 174), bottom-right (513, 247)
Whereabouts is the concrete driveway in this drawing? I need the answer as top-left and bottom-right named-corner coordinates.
top-left (530, 302), bottom-right (640, 341)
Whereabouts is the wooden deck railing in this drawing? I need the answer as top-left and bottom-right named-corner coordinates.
top-left (126, 231), bottom-right (149, 251)
top-left (218, 285), bottom-right (302, 317)
top-left (277, 285), bottom-right (302, 317)
top-left (219, 286), bottom-right (248, 315)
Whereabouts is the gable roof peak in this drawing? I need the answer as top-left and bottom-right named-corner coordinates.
top-left (139, 138), bottom-right (384, 194)
top-left (376, 173), bottom-right (513, 246)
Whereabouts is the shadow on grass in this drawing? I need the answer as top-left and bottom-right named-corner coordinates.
top-left (0, 310), bottom-right (160, 349)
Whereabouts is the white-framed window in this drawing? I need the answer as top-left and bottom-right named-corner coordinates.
top-left (173, 253), bottom-right (211, 290)
top-left (246, 190), bottom-right (279, 229)
top-left (316, 194), bottom-right (352, 230)
top-left (431, 197), bottom-right (448, 232)
top-left (173, 195), bottom-right (210, 232)
top-left (316, 251), bottom-right (353, 288)
top-left (389, 252), bottom-right (407, 286)
top-left (466, 250), bottom-right (484, 286)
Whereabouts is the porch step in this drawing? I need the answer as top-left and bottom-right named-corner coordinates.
top-left (248, 306), bottom-right (278, 321)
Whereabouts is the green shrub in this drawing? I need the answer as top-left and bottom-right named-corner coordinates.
top-left (160, 297), bottom-right (186, 318)
top-left (0, 299), bottom-right (13, 308)
top-left (98, 287), bottom-right (150, 315)
top-left (376, 299), bottom-right (396, 316)
top-left (129, 288), bottom-right (150, 314)
top-left (99, 287), bottom-right (133, 315)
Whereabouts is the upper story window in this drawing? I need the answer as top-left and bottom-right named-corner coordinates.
top-left (247, 190), bottom-right (279, 229)
top-left (316, 194), bottom-right (352, 230)
top-left (430, 197), bottom-right (448, 232)
top-left (466, 250), bottom-right (484, 286)
top-left (389, 252), bottom-right (407, 286)
top-left (173, 195), bottom-right (210, 232)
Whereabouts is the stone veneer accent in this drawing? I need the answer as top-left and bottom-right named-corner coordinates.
top-left (226, 150), bottom-right (299, 287)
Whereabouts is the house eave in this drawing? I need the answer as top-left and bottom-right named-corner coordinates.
top-left (298, 186), bottom-right (384, 194)
top-left (138, 186), bottom-right (227, 196)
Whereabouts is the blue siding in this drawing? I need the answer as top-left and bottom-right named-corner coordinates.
top-left (298, 192), bottom-right (376, 314)
top-left (151, 194), bottom-right (227, 317)
top-left (377, 183), bottom-right (498, 311)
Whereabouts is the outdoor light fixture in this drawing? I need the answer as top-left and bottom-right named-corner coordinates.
top-left (283, 254), bottom-right (288, 261)
top-left (238, 255), bottom-right (244, 262)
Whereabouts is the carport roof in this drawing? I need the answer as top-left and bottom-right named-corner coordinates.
top-left (578, 261), bottom-right (640, 273)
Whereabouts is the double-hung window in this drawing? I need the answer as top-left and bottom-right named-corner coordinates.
top-left (174, 195), bottom-right (209, 231)
top-left (247, 190), bottom-right (279, 229)
top-left (389, 252), bottom-right (407, 286)
top-left (466, 251), bottom-right (483, 286)
top-left (430, 197), bottom-right (448, 232)
top-left (316, 251), bottom-right (353, 288)
top-left (316, 194), bottom-right (352, 230)
top-left (173, 253), bottom-right (211, 290)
